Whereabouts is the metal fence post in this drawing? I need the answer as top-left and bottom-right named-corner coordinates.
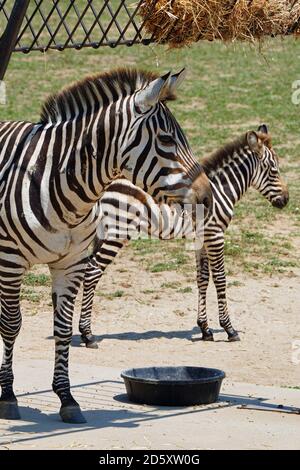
top-left (0, 0), bottom-right (30, 81)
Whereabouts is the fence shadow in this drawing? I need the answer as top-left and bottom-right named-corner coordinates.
top-left (1, 378), bottom-right (275, 448)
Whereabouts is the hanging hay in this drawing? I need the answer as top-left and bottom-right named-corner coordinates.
top-left (139, 0), bottom-right (300, 48)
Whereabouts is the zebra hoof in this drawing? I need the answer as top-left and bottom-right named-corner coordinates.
top-left (86, 339), bottom-right (98, 349)
top-left (0, 400), bottom-right (21, 420)
top-left (202, 334), bottom-right (214, 342)
top-left (199, 327), bottom-right (214, 341)
top-left (228, 331), bottom-right (240, 342)
top-left (60, 405), bottom-right (86, 424)
top-left (81, 334), bottom-right (98, 349)
top-left (197, 322), bottom-right (214, 341)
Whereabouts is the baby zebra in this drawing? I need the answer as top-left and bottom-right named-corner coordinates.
top-left (79, 125), bottom-right (289, 347)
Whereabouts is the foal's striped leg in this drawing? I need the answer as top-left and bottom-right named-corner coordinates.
top-left (207, 238), bottom-right (240, 342)
top-left (196, 248), bottom-right (214, 341)
top-left (79, 256), bottom-right (103, 349)
top-left (79, 239), bottom-right (126, 348)
top-left (0, 258), bottom-right (26, 420)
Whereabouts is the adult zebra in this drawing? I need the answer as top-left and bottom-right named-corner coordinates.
top-left (78, 125), bottom-right (289, 347)
top-left (0, 68), bottom-right (212, 423)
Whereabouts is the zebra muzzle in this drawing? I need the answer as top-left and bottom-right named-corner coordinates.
top-left (271, 193), bottom-right (289, 209)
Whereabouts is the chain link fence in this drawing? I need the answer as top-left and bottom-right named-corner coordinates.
top-left (0, 0), bottom-right (157, 80)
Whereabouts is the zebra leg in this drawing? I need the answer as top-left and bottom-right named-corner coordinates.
top-left (79, 256), bottom-right (103, 349)
top-left (0, 267), bottom-right (24, 420)
top-left (50, 264), bottom-right (86, 424)
top-left (79, 240), bottom-right (126, 349)
top-left (208, 242), bottom-right (240, 342)
top-left (195, 248), bottom-right (214, 341)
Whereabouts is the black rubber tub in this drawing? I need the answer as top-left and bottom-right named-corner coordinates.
top-left (121, 366), bottom-right (225, 406)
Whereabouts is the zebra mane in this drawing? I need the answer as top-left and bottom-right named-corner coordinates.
top-left (202, 132), bottom-right (272, 174)
top-left (40, 68), bottom-right (177, 124)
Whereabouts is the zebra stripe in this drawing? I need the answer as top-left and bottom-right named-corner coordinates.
top-left (0, 68), bottom-right (211, 423)
top-left (78, 125), bottom-right (289, 347)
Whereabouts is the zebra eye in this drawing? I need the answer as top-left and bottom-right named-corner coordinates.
top-left (158, 134), bottom-right (174, 145)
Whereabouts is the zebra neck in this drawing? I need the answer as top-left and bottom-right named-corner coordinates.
top-left (208, 151), bottom-right (255, 219)
top-left (52, 119), bottom-right (114, 222)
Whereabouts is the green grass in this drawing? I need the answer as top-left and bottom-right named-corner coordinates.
top-left (96, 289), bottom-right (125, 300)
top-left (178, 287), bottom-right (193, 294)
top-left (223, 228), bottom-right (300, 274)
top-left (20, 288), bottom-right (42, 304)
top-left (161, 282), bottom-right (181, 289)
top-left (1, 27), bottom-right (299, 277)
top-left (23, 273), bottom-right (51, 287)
top-left (145, 240), bottom-right (190, 273)
top-left (142, 289), bottom-right (156, 295)
top-left (228, 280), bottom-right (244, 288)
top-left (150, 262), bottom-right (177, 273)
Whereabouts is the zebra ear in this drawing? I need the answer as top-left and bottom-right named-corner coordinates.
top-left (247, 131), bottom-right (263, 157)
top-left (135, 72), bottom-right (172, 112)
top-left (169, 68), bottom-right (187, 93)
top-left (258, 124), bottom-right (268, 134)
top-left (247, 131), bottom-right (258, 147)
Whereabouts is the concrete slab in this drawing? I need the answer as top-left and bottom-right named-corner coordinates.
top-left (0, 360), bottom-right (299, 450)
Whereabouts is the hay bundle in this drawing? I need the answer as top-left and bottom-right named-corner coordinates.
top-left (139, 0), bottom-right (300, 48)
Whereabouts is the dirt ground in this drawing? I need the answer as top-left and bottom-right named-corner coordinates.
top-left (1, 217), bottom-right (299, 450)
top-left (16, 243), bottom-right (300, 390)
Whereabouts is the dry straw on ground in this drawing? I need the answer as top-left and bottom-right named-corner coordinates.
top-left (139, 0), bottom-right (300, 48)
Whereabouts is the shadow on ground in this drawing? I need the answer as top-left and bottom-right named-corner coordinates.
top-left (66, 327), bottom-right (229, 347)
top-left (0, 377), bottom-right (281, 448)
